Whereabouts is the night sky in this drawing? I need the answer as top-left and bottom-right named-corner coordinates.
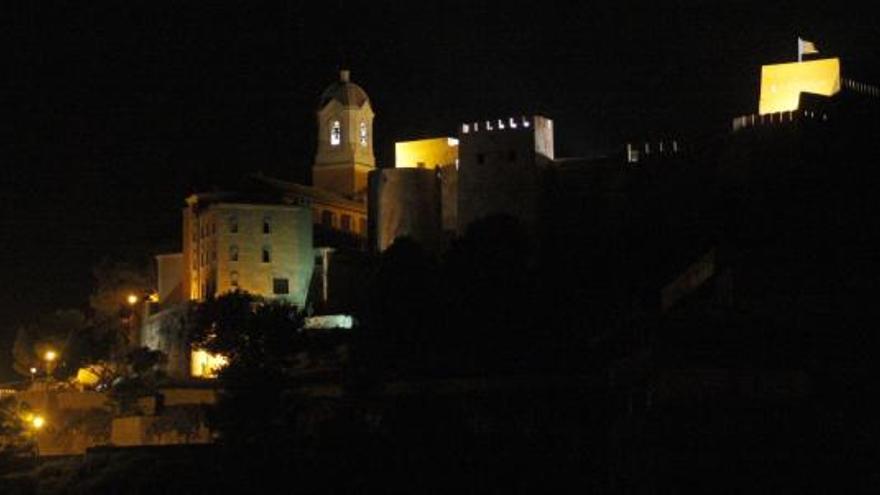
top-left (1, 1), bottom-right (878, 378)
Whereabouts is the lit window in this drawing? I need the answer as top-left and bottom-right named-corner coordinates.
top-left (341, 214), bottom-right (351, 231)
top-left (273, 278), bottom-right (289, 295)
top-left (229, 216), bottom-right (238, 233)
top-left (462, 123), bottom-right (470, 134)
top-left (263, 217), bottom-right (271, 234)
top-left (330, 120), bottom-right (341, 146)
top-left (262, 247), bottom-right (271, 263)
top-left (229, 245), bottom-right (238, 262)
top-left (359, 121), bottom-right (368, 146)
top-left (509, 117), bottom-right (517, 129)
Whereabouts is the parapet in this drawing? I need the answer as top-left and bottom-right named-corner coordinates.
top-left (731, 108), bottom-right (828, 132)
top-left (625, 139), bottom-right (681, 164)
top-left (460, 115), bottom-right (554, 160)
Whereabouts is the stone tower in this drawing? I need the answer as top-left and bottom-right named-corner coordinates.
top-left (313, 69), bottom-right (376, 198)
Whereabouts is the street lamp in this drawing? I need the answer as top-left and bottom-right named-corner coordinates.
top-left (127, 293), bottom-right (139, 305)
top-left (43, 350), bottom-right (58, 378)
top-left (31, 415), bottom-right (45, 430)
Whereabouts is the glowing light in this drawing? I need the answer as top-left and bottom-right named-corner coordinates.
top-left (304, 314), bottom-right (354, 329)
top-left (395, 137), bottom-right (460, 169)
top-left (127, 294), bottom-right (139, 305)
top-left (29, 367), bottom-right (37, 375)
top-left (191, 349), bottom-right (228, 379)
top-left (359, 121), bottom-right (368, 146)
top-left (44, 350), bottom-right (57, 362)
top-left (31, 415), bottom-right (45, 429)
top-left (76, 367), bottom-right (100, 386)
top-left (509, 117), bottom-right (517, 129)
top-left (148, 292), bottom-right (159, 303)
top-left (522, 116), bottom-right (530, 128)
top-left (485, 120), bottom-right (494, 131)
top-left (330, 120), bottom-right (341, 146)
top-left (497, 119), bottom-right (505, 129)
top-left (462, 123), bottom-right (470, 134)
top-left (759, 58), bottom-right (841, 114)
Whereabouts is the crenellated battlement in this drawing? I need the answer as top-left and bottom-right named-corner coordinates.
top-left (461, 116), bottom-right (534, 134)
top-left (842, 78), bottom-right (880, 97)
top-left (625, 139), bottom-right (681, 164)
top-left (731, 108), bottom-right (828, 132)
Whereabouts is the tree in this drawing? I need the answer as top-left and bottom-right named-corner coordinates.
top-left (89, 259), bottom-right (152, 355)
top-left (0, 397), bottom-right (35, 464)
top-left (11, 309), bottom-right (90, 380)
top-left (189, 292), bottom-right (307, 447)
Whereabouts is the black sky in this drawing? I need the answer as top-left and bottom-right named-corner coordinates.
top-left (1, 1), bottom-right (878, 378)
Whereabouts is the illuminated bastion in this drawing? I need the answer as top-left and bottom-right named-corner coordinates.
top-left (759, 58), bottom-right (841, 115)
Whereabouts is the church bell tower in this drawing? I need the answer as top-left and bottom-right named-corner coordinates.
top-left (313, 69), bottom-right (375, 198)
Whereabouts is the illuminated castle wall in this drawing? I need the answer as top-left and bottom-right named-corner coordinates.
top-left (457, 115), bottom-right (554, 234)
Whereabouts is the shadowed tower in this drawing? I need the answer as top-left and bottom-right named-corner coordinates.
top-left (313, 69), bottom-right (376, 198)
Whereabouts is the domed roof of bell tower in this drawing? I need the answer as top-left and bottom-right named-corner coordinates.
top-left (318, 69), bottom-right (370, 109)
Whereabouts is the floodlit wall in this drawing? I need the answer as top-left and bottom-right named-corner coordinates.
top-left (369, 168), bottom-right (442, 252)
top-left (156, 253), bottom-right (183, 304)
top-left (759, 58), bottom-right (841, 115)
top-left (457, 115), bottom-right (553, 233)
top-left (395, 137), bottom-right (459, 169)
top-left (184, 199), bottom-right (314, 309)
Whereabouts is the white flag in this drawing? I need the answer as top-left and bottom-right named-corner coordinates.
top-left (800, 38), bottom-right (819, 54)
top-left (798, 37), bottom-right (819, 61)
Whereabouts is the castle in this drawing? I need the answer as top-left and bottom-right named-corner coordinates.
top-left (141, 54), bottom-right (879, 379)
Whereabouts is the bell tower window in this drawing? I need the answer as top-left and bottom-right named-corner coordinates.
top-left (359, 121), bottom-right (368, 147)
top-left (330, 120), bottom-right (341, 146)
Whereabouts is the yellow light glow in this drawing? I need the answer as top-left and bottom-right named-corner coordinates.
top-left (191, 349), bottom-right (228, 379)
top-left (759, 58), bottom-right (841, 115)
top-left (76, 367), bottom-right (101, 386)
top-left (127, 294), bottom-right (139, 305)
top-left (29, 367), bottom-right (37, 374)
top-left (44, 350), bottom-right (57, 362)
top-left (148, 292), bottom-right (159, 303)
top-left (395, 137), bottom-right (459, 169)
top-left (32, 415), bottom-right (45, 429)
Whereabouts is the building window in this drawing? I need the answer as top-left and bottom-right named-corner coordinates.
top-left (359, 121), bottom-right (368, 146)
top-left (321, 210), bottom-right (334, 228)
top-left (230, 271), bottom-right (239, 288)
top-left (262, 246), bottom-right (271, 263)
top-left (341, 214), bottom-right (351, 232)
top-left (229, 216), bottom-right (238, 233)
top-left (359, 217), bottom-right (367, 234)
top-left (263, 217), bottom-right (271, 234)
top-left (273, 278), bottom-right (289, 295)
top-left (330, 120), bottom-right (341, 146)
top-left (229, 245), bottom-right (239, 262)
